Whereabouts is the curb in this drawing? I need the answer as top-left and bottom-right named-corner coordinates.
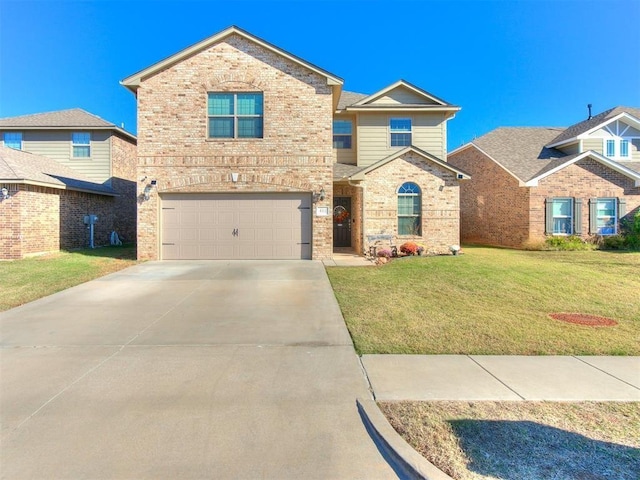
top-left (357, 398), bottom-right (454, 480)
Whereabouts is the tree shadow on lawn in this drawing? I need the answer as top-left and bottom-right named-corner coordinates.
top-left (450, 420), bottom-right (639, 480)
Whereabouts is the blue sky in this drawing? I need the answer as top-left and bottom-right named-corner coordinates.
top-left (1, 0), bottom-right (639, 150)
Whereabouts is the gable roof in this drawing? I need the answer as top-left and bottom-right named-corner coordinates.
top-left (121, 25), bottom-right (343, 93)
top-left (341, 146), bottom-right (470, 181)
top-left (0, 108), bottom-right (136, 141)
top-left (450, 126), bottom-right (640, 186)
top-left (341, 79), bottom-right (460, 116)
top-left (524, 150), bottom-right (640, 187)
top-left (0, 146), bottom-right (117, 195)
top-left (546, 106), bottom-right (640, 148)
top-left (337, 91), bottom-right (368, 110)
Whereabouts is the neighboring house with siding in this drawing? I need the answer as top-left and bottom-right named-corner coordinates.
top-left (121, 25), bottom-right (469, 261)
top-left (0, 109), bottom-right (138, 251)
top-left (0, 146), bottom-right (119, 259)
top-left (448, 106), bottom-right (640, 248)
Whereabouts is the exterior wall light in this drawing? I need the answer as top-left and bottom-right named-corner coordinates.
top-left (143, 184), bottom-right (153, 201)
top-left (313, 187), bottom-right (326, 203)
top-left (1, 187), bottom-right (10, 200)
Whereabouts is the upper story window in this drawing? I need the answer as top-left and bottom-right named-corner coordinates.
top-left (604, 138), bottom-right (630, 159)
top-left (3, 132), bottom-right (22, 150)
top-left (333, 120), bottom-right (352, 149)
top-left (72, 132), bottom-right (91, 158)
top-left (208, 93), bottom-right (263, 139)
top-left (397, 182), bottom-right (421, 235)
top-left (390, 118), bottom-right (412, 147)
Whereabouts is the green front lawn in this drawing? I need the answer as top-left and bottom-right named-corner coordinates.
top-left (0, 246), bottom-right (137, 312)
top-left (326, 247), bottom-right (640, 355)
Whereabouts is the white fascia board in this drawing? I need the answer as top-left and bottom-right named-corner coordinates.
top-left (576, 112), bottom-right (640, 139)
top-left (344, 106), bottom-right (460, 113)
top-left (525, 151), bottom-right (640, 187)
top-left (351, 80), bottom-right (452, 107)
top-left (121, 26), bottom-right (343, 92)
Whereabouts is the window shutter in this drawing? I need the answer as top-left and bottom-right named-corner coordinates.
top-left (574, 198), bottom-right (582, 235)
top-left (618, 198), bottom-right (626, 219)
top-left (589, 198), bottom-right (597, 234)
top-left (545, 198), bottom-right (554, 235)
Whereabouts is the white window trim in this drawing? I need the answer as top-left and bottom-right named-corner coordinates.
top-left (602, 138), bottom-right (631, 160)
top-left (595, 198), bottom-right (618, 236)
top-left (71, 132), bottom-right (91, 159)
top-left (3, 132), bottom-right (22, 150)
top-left (552, 198), bottom-right (574, 236)
top-left (333, 120), bottom-right (353, 149)
top-left (389, 117), bottom-right (412, 148)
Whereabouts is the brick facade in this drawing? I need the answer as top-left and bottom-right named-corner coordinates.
top-left (450, 148), bottom-right (640, 247)
top-left (0, 184), bottom-right (117, 259)
top-left (110, 134), bottom-right (138, 244)
top-left (362, 152), bottom-right (461, 254)
top-left (135, 34), bottom-right (334, 260)
top-left (531, 158), bottom-right (640, 240)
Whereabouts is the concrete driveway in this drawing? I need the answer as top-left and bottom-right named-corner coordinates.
top-left (1, 261), bottom-right (397, 479)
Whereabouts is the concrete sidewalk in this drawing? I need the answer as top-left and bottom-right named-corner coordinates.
top-left (361, 355), bottom-right (640, 401)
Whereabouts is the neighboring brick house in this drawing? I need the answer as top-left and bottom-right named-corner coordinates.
top-left (448, 107), bottom-right (640, 248)
top-left (121, 25), bottom-right (469, 260)
top-left (0, 109), bottom-right (138, 248)
top-left (0, 147), bottom-right (119, 259)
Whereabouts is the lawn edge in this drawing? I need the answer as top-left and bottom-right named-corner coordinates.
top-left (356, 397), bottom-right (454, 480)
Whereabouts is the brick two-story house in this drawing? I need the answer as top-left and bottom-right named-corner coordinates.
top-left (0, 109), bottom-right (137, 258)
top-left (448, 106), bottom-right (640, 248)
top-left (122, 26), bottom-right (468, 260)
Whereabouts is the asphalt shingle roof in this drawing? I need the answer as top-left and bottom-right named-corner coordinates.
top-left (546, 106), bottom-right (640, 146)
top-left (0, 146), bottom-right (116, 195)
top-left (0, 108), bottom-right (118, 128)
top-left (333, 162), bottom-right (363, 180)
top-left (471, 127), bottom-right (567, 182)
top-left (337, 91), bottom-right (368, 110)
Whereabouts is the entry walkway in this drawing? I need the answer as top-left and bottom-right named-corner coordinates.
top-left (362, 354), bottom-right (640, 401)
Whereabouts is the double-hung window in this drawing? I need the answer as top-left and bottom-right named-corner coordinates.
top-left (390, 118), bottom-right (412, 147)
top-left (595, 198), bottom-right (617, 235)
top-left (589, 198), bottom-right (623, 235)
top-left (3, 132), bottom-right (22, 150)
top-left (546, 198), bottom-right (578, 235)
top-left (397, 182), bottom-right (421, 235)
top-left (333, 120), bottom-right (352, 149)
top-left (208, 92), bottom-right (263, 139)
top-left (72, 132), bottom-right (91, 158)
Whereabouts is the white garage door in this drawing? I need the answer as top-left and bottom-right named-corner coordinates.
top-left (161, 193), bottom-right (312, 260)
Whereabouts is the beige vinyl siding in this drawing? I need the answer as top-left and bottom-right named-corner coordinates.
top-left (369, 87), bottom-right (438, 106)
top-left (334, 114), bottom-right (357, 165)
top-left (632, 139), bottom-right (640, 161)
top-left (582, 138), bottom-right (603, 155)
top-left (557, 142), bottom-right (579, 155)
top-left (21, 130), bottom-right (111, 182)
top-left (357, 113), bottom-right (446, 167)
top-left (413, 113), bottom-right (447, 160)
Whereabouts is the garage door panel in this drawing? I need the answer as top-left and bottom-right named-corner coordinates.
top-left (161, 193), bottom-right (311, 260)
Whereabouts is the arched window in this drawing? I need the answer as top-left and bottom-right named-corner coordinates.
top-left (397, 182), bottom-right (421, 235)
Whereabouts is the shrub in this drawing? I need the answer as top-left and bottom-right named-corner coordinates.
top-left (544, 235), bottom-right (595, 251)
top-left (400, 241), bottom-right (419, 255)
top-left (599, 235), bottom-right (627, 250)
top-left (376, 248), bottom-right (392, 258)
